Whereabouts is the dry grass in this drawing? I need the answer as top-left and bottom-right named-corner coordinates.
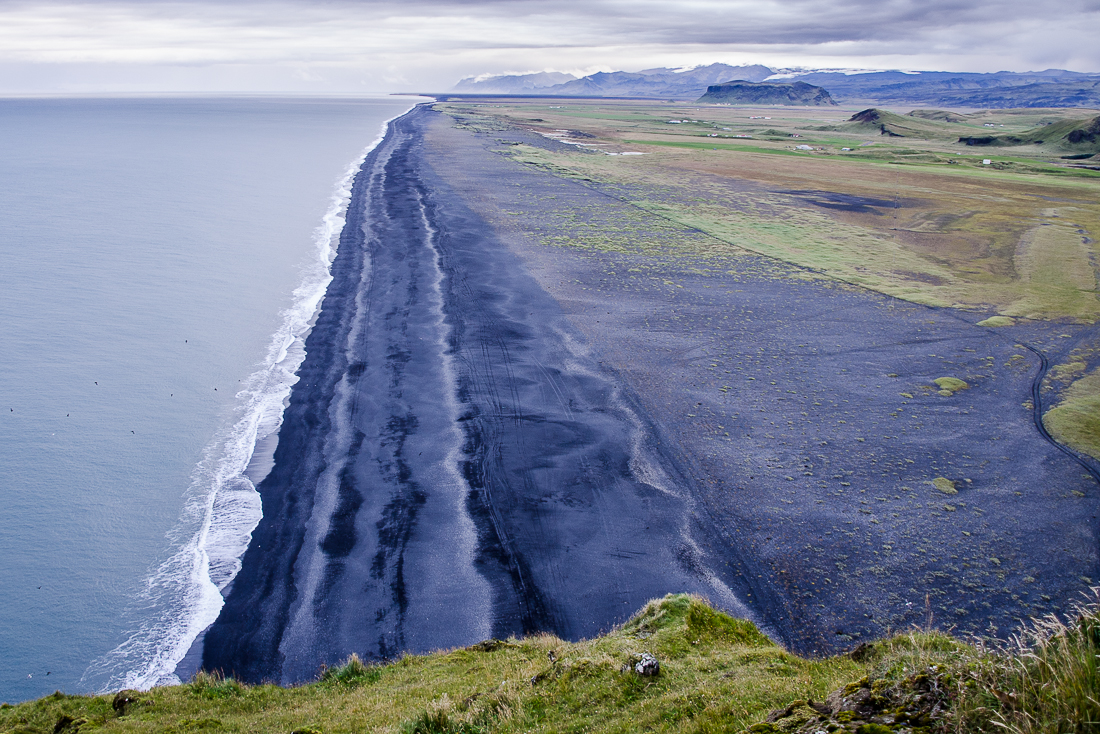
top-left (954, 589), bottom-right (1100, 734)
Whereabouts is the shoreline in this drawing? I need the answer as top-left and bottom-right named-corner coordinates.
top-left (166, 107), bottom-right (419, 686)
top-left (202, 105), bottom-right (763, 684)
top-left (200, 103), bottom-right (1099, 683)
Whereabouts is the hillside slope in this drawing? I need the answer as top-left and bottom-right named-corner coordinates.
top-left (4, 593), bottom-right (1099, 733)
top-left (960, 115), bottom-right (1100, 154)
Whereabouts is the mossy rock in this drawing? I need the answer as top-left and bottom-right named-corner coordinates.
top-left (932, 477), bottom-right (958, 495)
top-left (1043, 367), bottom-right (1100, 461)
top-left (52, 715), bottom-right (87, 733)
top-left (933, 377), bottom-right (968, 395)
top-left (760, 699), bottom-right (824, 733)
top-left (977, 315), bottom-right (1015, 327)
top-left (855, 725), bottom-right (893, 734)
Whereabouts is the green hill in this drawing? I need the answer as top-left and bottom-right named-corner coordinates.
top-left (697, 81), bottom-right (836, 106)
top-left (3, 594), bottom-right (1099, 733)
top-left (907, 109), bottom-right (968, 123)
top-left (839, 108), bottom-right (964, 139)
top-left (959, 115), bottom-right (1100, 154)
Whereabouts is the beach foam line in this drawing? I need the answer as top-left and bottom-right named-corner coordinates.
top-left (81, 105), bottom-right (418, 694)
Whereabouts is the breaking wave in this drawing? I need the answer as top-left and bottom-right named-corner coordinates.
top-left (81, 117), bottom-right (398, 693)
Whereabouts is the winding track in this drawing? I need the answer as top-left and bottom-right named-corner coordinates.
top-left (1019, 340), bottom-right (1100, 485)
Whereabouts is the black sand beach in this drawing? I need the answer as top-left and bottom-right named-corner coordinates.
top-left (202, 106), bottom-right (748, 684)
top-left (202, 105), bottom-right (1100, 683)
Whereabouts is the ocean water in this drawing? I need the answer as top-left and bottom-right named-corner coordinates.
top-left (0, 95), bottom-right (419, 703)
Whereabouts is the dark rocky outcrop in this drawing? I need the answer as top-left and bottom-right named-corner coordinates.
top-left (697, 81), bottom-right (837, 106)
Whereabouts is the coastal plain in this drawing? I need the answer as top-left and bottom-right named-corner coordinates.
top-left (204, 99), bottom-right (1100, 683)
top-left (425, 99), bottom-right (1100, 647)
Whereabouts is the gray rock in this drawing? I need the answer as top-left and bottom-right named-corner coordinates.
top-left (634, 653), bottom-right (660, 676)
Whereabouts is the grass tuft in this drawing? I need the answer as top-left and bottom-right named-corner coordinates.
top-left (955, 589), bottom-right (1100, 733)
top-left (186, 671), bottom-right (244, 699)
top-left (318, 653), bottom-right (383, 688)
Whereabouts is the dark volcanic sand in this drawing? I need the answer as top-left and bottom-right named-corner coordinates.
top-left (203, 106), bottom-right (1100, 682)
top-left (202, 107), bottom-right (749, 684)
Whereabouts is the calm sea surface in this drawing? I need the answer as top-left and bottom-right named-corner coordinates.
top-left (0, 96), bottom-right (419, 703)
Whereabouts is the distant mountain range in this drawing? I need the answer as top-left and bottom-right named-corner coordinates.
top-left (448, 66), bottom-right (1100, 108)
top-left (450, 63), bottom-right (772, 98)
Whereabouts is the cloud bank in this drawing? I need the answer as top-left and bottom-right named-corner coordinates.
top-left (0, 0), bottom-right (1095, 93)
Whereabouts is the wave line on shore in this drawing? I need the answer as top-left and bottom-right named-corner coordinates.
top-left (81, 114), bottom-right (404, 694)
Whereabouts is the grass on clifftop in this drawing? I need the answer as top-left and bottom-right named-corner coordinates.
top-left (4, 593), bottom-right (1100, 734)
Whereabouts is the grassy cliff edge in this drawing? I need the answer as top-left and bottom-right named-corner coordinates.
top-left (3, 594), bottom-right (1098, 734)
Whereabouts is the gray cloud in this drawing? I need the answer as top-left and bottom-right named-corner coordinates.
top-left (0, 0), bottom-right (1094, 93)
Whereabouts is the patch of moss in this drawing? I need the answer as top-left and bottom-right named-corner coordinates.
top-left (977, 315), bottom-right (1016, 327)
top-left (932, 477), bottom-right (959, 495)
top-left (933, 377), bottom-right (969, 395)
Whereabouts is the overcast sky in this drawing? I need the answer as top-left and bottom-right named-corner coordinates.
top-left (0, 0), bottom-right (1096, 94)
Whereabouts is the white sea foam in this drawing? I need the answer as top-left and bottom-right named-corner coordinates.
top-left (82, 114), bottom-right (403, 694)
